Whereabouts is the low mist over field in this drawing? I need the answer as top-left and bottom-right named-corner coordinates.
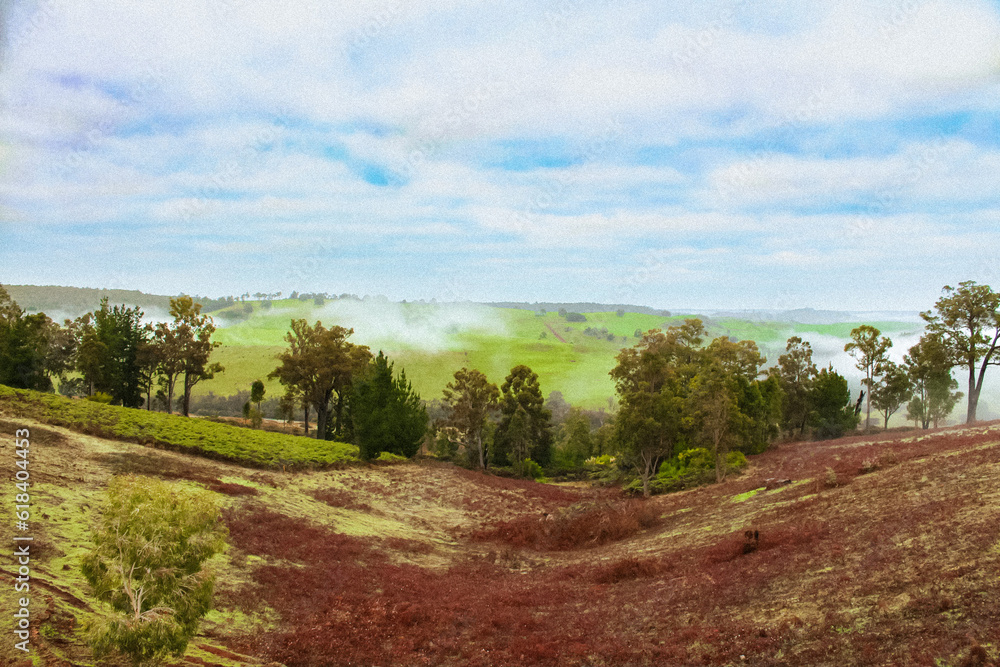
top-left (309, 300), bottom-right (504, 352)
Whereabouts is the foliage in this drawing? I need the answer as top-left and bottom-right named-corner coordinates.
top-left (552, 408), bottom-right (594, 469)
top-left (769, 336), bottom-right (818, 437)
top-left (269, 319), bottom-right (371, 440)
top-left (628, 446), bottom-right (747, 495)
top-left (870, 360), bottom-right (912, 428)
top-left (374, 451), bottom-right (409, 463)
top-left (845, 325), bottom-right (893, 428)
top-left (905, 334), bottom-right (963, 429)
top-left (0, 285), bottom-right (65, 392)
top-left (494, 365), bottom-right (554, 471)
top-left (442, 367), bottom-right (499, 469)
top-left (809, 365), bottom-right (859, 439)
top-left (81, 475), bottom-right (227, 666)
top-left (87, 391), bottom-right (114, 404)
top-left (921, 280), bottom-right (1000, 423)
top-left (351, 351), bottom-right (428, 460)
top-left (517, 457), bottom-right (544, 479)
top-left (565, 312), bottom-right (587, 322)
top-left (0, 384), bottom-right (357, 468)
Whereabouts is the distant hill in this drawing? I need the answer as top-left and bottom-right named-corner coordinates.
top-left (2, 284), bottom-right (231, 319)
top-left (486, 301), bottom-right (673, 316)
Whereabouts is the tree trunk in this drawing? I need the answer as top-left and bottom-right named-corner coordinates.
top-left (166, 379), bottom-right (174, 414)
top-left (303, 404), bottom-right (309, 437)
top-left (967, 364), bottom-right (978, 424)
top-left (477, 431), bottom-right (486, 469)
top-left (182, 372), bottom-right (192, 417)
top-left (865, 378), bottom-right (872, 430)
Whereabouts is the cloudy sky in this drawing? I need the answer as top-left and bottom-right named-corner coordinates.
top-left (1, 0), bottom-right (999, 310)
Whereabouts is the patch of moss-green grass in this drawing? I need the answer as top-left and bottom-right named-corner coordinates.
top-left (0, 385), bottom-right (357, 469)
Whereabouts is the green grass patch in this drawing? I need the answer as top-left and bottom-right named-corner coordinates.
top-left (730, 487), bottom-right (767, 503)
top-left (0, 385), bottom-right (357, 469)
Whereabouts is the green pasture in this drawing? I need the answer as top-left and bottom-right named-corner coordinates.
top-left (197, 301), bottom-right (924, 411)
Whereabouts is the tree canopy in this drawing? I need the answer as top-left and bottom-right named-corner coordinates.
top-left (351, 351), bottom-right (428, 460)
top-left (269, 319), bottom-right (371, 440)
top-left (921, 281), bottom-right (1000, 423)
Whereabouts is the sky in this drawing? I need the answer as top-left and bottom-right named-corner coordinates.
top-left (2, 0), bottom-right (1000, 311)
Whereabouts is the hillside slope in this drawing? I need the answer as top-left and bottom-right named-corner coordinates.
top-left (1, 397), bottom-right (998, 666)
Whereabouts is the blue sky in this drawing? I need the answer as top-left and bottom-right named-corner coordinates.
top-left (2, 0), bottom-right (1000, 310)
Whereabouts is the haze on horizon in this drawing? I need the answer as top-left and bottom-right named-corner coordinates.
top-left (2, 1), bottom-right (1000, 311)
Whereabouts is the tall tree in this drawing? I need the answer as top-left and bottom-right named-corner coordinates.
top-left (921, 281), bottom-right (1000, 423)
top-left (269, 319), bottom-right (370, 440)
top-left (769, 336), bottom-right (818, 437)
top-left (494, 364), bottom-right (553, 470)
top-left (351, 351), bottom-right (427, 460)
top-left (135, 332), bottom-right (162, 410)
top-left (844, 325), bottom-right (892, 429)
top-left (904, 334), bottom-right (963, 429)
top-left (442, 368), bottom-right (499, 469)
top-left (808, 365), bottom-right (858, 439)
top-left (151, 319), bottom-right (185, 414)
top-left (611, 321), bottom-right (705, 497)
top-left (169, 297), bottom-right (224, 417)
top-left (0, 286), bottom-right (55, 391)
top-left (870, 360), bottom-right (912, 429)
top-left (76, 299), bottom-right (147, 407)
top-left (687, 359), bottom-right (742, 483)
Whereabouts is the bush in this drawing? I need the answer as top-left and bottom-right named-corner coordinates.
top-left (87, 392), bottom-right (113, 404)
top-left (81, 475), bottom-right (227, 666)
top-left (726, 451), bottom-right (748, 471)
top-left (626, 448), bottom-right (746, 496)
top-left (375, 451), bottom-right (408, 464)
top-left (517, 458), bottom-right (544, 479)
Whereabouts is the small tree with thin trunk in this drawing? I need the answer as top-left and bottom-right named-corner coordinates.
top-left (870, 360), bottom-right (912, 429)
top-left (442, 368), bottom-right (499, 469)
top-left (845, 325), bottom-right (892, 429)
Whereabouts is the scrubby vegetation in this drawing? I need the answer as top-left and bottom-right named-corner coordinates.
top-left (0, 385), bottom-right (357, 468)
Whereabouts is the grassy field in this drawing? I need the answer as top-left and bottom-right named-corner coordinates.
top-left (1, 396), bottom-right (998, 666)
top-left (200, 301), bottom-right (921, 410)
top-left (0, 385), bottom-right (357, 469)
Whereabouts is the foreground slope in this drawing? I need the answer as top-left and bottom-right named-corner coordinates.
top-left (1, 398), bottom-right (998, 666)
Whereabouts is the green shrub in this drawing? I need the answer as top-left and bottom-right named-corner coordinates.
top-left (82, 475), bottom-right (227, 666)
top-left (0, 385), bottom-right (357, 469)
top-left (375, 451), bottom-right (408, 464)
top-left (87, 392), bottom-right (114, 404)
top-left (726, 451), bottom-right (748, 471)
top-left (517, 458), bottom-right (544, 479)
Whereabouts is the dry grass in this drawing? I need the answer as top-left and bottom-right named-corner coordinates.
top-left (3, 406), bottom-right (1000, 666)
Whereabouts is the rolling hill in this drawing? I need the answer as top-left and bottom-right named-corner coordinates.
top-left (2, 388), bottom-right (998, 666)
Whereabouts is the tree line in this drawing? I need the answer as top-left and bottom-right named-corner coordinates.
top-left (4, 280), bottom-right (1000, 495)
top-left (0, 287), bottom-right (223, 415)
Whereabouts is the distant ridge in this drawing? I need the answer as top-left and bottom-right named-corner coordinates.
top-left (1, 284), bottom-right (223, 319)
top-left (485, 301), bottom-right (672, 316)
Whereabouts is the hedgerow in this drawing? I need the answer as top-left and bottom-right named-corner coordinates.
top-left (0, 384), bottom-right (357, 469)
